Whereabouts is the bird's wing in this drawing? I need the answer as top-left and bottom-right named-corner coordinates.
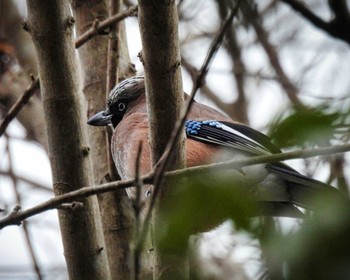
top-left (185, 120), bottom-right (340, 210)
top-left (185, 120), bottom-right (281, 156)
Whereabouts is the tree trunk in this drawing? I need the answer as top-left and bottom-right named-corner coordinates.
top-left (138, 0), bottom-right (187, 279)
top-left (71, 0), bottom-right (135, 278)
top-left (26, 1), bottom-right (110, 279)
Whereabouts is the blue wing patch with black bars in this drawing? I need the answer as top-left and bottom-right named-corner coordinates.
top-left (185, 120), bottom-right (279, 155)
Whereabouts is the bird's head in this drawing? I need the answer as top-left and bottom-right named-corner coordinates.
top-left (87, 76), bottom-right (145, 128)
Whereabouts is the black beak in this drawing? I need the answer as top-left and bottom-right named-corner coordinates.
top-left (87, 109), bottom-right (112, 126)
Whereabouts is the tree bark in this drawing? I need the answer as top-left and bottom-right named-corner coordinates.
top-left (138, 0), bottom-right (186, 279)
top-left (26, 1), bottom-right (110, 279)
top-left (71, 0), bottom-right (135, 278)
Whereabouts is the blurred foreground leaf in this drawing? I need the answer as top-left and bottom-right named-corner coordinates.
top-left (270, 107), bottom-right (341, 148)
top-left (263, 191), bottom-right (350, 280)
top-left (156, 173), bottom-right (256, 255)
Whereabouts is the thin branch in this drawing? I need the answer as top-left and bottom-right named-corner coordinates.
top-left (329, 0), bottom-right (350, 22)
top-left (5, 136), bottom-right (43, 279)
top-left (0, 169), bottom-right (52, 193)
top-left (106, 0), bottom-right (120, 92)
top-left (176, 142), bottom-right (350, 179)
top-left (218, 0), bottom-right (249, 124)
top-left (182, 56), bottom-right (239, 121)
top-left (0, 77), bottom-right (39, 138)
top-left (1, 141), bottom-right (350, 230)
top-left (0, 68), bottom-right (47, 149)
top-left (329, 154), bottom-right (349, 197)
top-left (105, 0), bottom-right (121, 180)
top-left (242, 2), bottom-right (303, 107)
top-left (0, 178), bottom-right (138, 229)
top-left (133, 142), bottom-right (143, 280)
top-left (75, 5), bottom-right (138, 48)
top-left (280, 0), bottom-right (330, 31)
top-left (280, 0), bottom-right (350, 44)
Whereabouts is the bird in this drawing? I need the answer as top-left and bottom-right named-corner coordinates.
top-left (88, 75), bottom-right (340, 218)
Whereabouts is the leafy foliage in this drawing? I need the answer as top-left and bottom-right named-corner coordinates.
top-left (156, 173), bottom-right (256, 255)
top-left (263, 192), bottom-right (350, 280)
top-left (156, 170), bottom-right (350, 279)
top-left (269, 106), bottom-right (342, 148)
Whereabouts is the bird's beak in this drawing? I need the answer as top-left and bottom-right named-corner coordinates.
top-left (87, 109), bottom-right (112, 126)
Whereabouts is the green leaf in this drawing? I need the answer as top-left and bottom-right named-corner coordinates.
top-left (269, 107), bottom-right (340, 148)
top-left (155, 173), bottom-right (256, 255)
top-left (263, 191), bottom-right (350, 280)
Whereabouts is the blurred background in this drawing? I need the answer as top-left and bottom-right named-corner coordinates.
top-left (1, 0), bottom-right (350, 279)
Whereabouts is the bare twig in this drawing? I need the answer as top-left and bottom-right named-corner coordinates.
top-left (182, 56), bottom-right (240, 121)
top-left (280, 0), bottom-right (350, 44)
top-left (133, 142), bottom-right (143, 280)
top-left (105, 0), bottom-right (121, 181)
top-left (329, 154), bottom-right (349, 197)
top-left (218, 0), bottom-right (249, 124)
top-left (106, 0), bottom-right (120, 93)
top-left (281, 0), bottom-right (330, 31)
top-left (0, 178), bottom-right (137, 229)
top-left (242, 2), bottom-right (303, 107)
top-left (57, 202), bottom-right (84, 210)
top-left (75, 5), bottom-right (138, 48)
top-left (0, 77), bottom-right (39, 138)
top-left (0, 169), bottom-right (52, 193)
top-left (5, 136), bottom-right (43, 279)
top-left (1, 141), bottom-right (350, 230)
top-left (0, 69), bottom-right (47, 149)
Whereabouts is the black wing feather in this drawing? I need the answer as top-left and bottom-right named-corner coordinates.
top-left (185, 120), bottom-right (277, 155)
top-left (220, 121), bottom-right (281, 154)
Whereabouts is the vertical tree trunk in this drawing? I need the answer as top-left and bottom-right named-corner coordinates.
top-left (26, 1), bottom-right (110, 279)
top-left (71, 0), bottom-right (135, 278)
top-left (138, 0), bottom-right (186, 279)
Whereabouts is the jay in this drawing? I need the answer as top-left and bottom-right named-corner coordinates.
top-left (88, 76), bottom-right (338, 217)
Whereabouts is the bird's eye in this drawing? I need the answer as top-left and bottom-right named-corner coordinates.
top-left (118, 102), bottom-right (126, 112)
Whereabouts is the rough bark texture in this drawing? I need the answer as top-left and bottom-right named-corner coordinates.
top-left (138, 1), bottom-right (184, 163)
top-left (26, 1), bottom-right (110, 279)
top-left (138, 0), bottom-right (187, 279)
top-left (71, 0), bottom-right (135, 279)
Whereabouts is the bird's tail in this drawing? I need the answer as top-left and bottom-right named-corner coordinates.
top-left (266, 162), bottom-right (344, 209)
